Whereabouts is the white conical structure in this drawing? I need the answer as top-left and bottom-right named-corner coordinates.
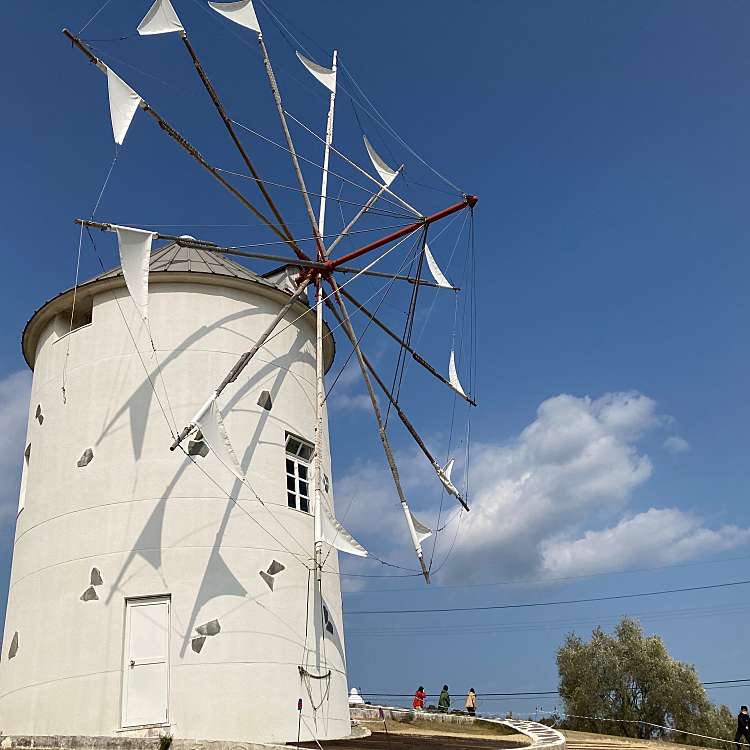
top-left (448, 348), bottom-right (467, 398)
top-left (208, 0), bottom-right (261, 33)
top-left (1, 244), bottom-right (351, 744)
top-left (115, 226), bottom-right (154, 321)
top-left (195, 398), bottom-right (245, 482)
top-left (106, 67), bottom-right (142, 145)
top-left (363, 136), bottom-right (398, 186)
top-left (137, 0), bottom-right (184, 35)
top-left (320, 502), bottom-right (367, 557)
top-left (436, 457), bottom-right (461, 499)
top-left (409, 510), bottom-right (432, 544)
top-left (424, 243), bottom-right (452, 289)
top-left (296, 51), bottom-right (336, 93)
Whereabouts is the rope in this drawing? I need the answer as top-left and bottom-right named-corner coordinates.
top-left (340, 61), bottom-right (464, 195)
top-left (542, 710), bottom-right (740, 748)
top-left (323, 231), bottom-right (424, 403)
top-left (215, 167), bottom-right (414, 220)
top-left (61, 223), bottom-right (85, 404)
top-left (230, 119), bottom-right (412, 217)
top-left (78, 0), bottom-right (115, 35)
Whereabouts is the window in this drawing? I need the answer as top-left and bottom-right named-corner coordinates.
top-left (56, 296), bottom-right (94, 337)
top-left (285, 433), bottom-right (313, 513)
top-left (18, 443), bottom-right (30, 515)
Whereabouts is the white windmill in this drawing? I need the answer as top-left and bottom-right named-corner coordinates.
top-left (0, 0), bottom-right (478, 744)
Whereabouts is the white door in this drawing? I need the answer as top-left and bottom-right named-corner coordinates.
top-left (122, 597), bottom-right (170, 727)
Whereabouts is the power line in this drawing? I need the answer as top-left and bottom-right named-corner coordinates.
top-left (348, 552), bottom-right (750, 595)
top-left (359, 678), bottom-right (750, 699)
top-left (343, 579), bottom-right (750, 615)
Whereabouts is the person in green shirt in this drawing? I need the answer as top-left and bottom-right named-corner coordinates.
top-left (438, 685), bottom-right (450, 712)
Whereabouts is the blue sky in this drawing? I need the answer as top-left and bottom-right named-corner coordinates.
top-left (1, 0), bottom-right (749, 719)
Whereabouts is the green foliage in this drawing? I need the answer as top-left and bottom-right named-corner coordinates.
top-left (556, 617), bottom-right (733, 746)
top-left (159, 733), bottom-right (173, 750)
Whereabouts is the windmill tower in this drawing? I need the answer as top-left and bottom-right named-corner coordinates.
top-left (0, 244), bottom-right (350, 742)
top-left (0, 0), bottom-right (479, 743)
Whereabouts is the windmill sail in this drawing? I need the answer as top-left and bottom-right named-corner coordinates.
top-left (424, 243), bottom-right (452, 289)
top-left (106, 68), bottom-right (141, 145)
top-left (436, 457), bottom-right (461, 499)
top-left (320, 503), bottom-right (368, 557)
top-left (363, 136), bottom-right (399, 186)
top-left (208, 0), bottom-right (261, 33)
top-left (114, 226), bottom-right (154, 321)
top-left (296, 51), bottom-right (336, 93)
top-left (137, 0), bottom-right (184, 35)
top-left (409, 510), bottom-right (432, 544)
top-left (195, 398), bottom-right (245, 482)
top-left (448, 349), bottom-right (467, 398)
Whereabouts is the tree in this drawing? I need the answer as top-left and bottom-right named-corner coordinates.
top-left (556, 617), bottom-right (734, 745)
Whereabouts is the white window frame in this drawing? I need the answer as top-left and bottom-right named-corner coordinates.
top-left (285, 433), bottom-right (313, 513)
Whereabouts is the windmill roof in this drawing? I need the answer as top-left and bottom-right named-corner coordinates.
top-left (21, 240), bottom-right (334, 370)
top-left (91, 241), bottom-right (264, 284)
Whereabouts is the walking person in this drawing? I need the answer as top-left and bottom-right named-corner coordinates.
top-left (438, 685), bottom-right (450, 713)
top-left (465, 688), bottom-right (477, 716)
top-left (736, 706), bottom-right (750, 750)
top-left (413, 686), bottom-right (426, 711)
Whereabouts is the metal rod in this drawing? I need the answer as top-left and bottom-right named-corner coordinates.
top-left (326, 277), bottom-right (430, 583)
top-left (338, 287), bottom-right (475, 406)
top-left (285, 110), bottom-right (422, 219)
top-left (179, 33), bottom-right (304, 260)
top-left (61, 29), bottom-right (311, 262)
top-left (75, 219), bottom-right (448, 286)
top-left (314, 51), bottom-right (337, 580)
top-left (327, 195), bottom-right (478, 271)
top-left (169, 278), bottom-right (311, 451)
top-left (325, 171), bottom-right (402, 257)
top-left (256, 33), bottom-right (326, 260)
top-left (317, 50), bottom-right (337, 256)
top-left (325, 292), bottom-right (469, 512)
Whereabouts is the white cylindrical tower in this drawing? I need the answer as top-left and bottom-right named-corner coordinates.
top-left (0, 243), bottom-right (350, 743)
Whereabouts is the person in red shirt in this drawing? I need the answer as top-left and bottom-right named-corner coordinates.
top-left (413, 686), bottom-right (426, 710)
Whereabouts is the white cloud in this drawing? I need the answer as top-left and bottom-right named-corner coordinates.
top-left (334, 391), bottom-right (740, 584)
top-left (541, 508), bottom-right (740, 577)
top-left (329, 392), bottom-right (372, 412)
top-left (0, 370), bottom-right (32, 521)
top-left (663, 435), bottom-right (690, 454)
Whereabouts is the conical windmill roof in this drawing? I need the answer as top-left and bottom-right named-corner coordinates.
top-left (21, 241), bottom-right (333, 369)
top-left (91, 241), bottom-right (263, 284)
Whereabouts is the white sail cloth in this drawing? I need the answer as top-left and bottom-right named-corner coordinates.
top-left (424, 243), bottom-right (452, 289)
top-left (409, 510), bottom-right (432, 544)
top-left (106, 68), bottom-right (142, 145)
top-left (195, 398), bottom-right (245, 482)
top-left (296, 51), bottom-right (336, 93)
top-left (208, 0), bottom-right (261, 33)
top-left (114, 226), bottom-right (154, 321)
top-left (448, 349), bottom-right (467, 398)
top-left (137, 0), bottom-right (184, 35)
top-left (320, 502), bottom-right (367, 557)
top-left (436, 457), bottom-right (461, 499)
top-left (363, 136), bottom-right (398, 186)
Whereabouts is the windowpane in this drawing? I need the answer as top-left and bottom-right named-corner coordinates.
top-left (284, 433), bottom-right (313, 515)
top-left (287, 437), bottom-right (300, 455)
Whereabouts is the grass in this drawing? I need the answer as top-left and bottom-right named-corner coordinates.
top-left (361, 718), bottom-right (522, 739)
